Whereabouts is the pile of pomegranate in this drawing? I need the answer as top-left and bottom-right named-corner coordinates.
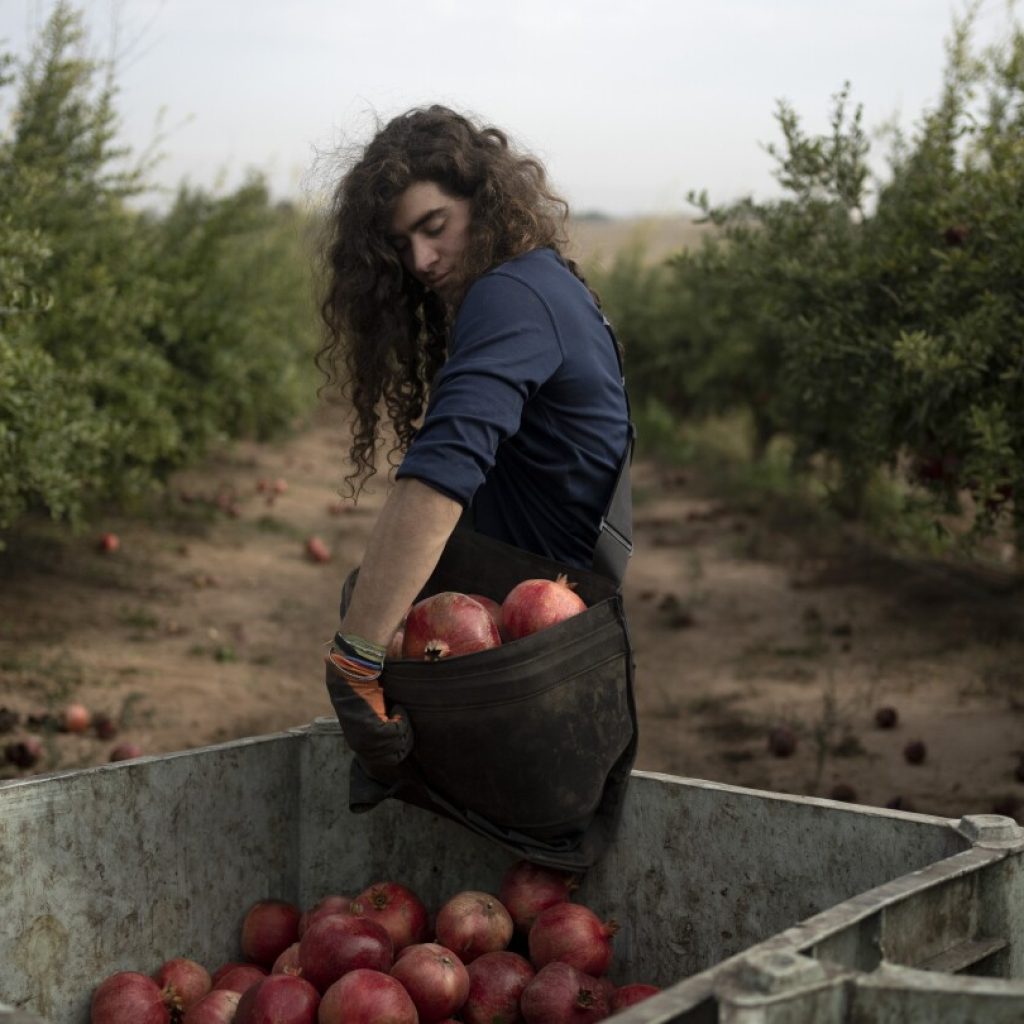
top-left (90, 860), bottom-right (659, 1023)
top-left (394, 574), bottom-right (588, 661)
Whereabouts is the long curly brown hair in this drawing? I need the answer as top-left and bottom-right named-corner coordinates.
top-left (316, 104), bottom-right (601, 498)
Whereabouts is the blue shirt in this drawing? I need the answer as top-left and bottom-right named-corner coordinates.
top-left (396, 248), bottom-right (630, 569)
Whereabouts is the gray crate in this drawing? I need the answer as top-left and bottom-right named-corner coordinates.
top-left (0, 719), bottom-right (1008, 1023)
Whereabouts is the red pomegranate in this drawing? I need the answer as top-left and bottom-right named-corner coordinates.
top-left (499, 860), bottom-right (578, 933)
top-left (402, 592), bottom-right (501, 660)
top-left (241, 899), bottom-right (301, 967)
top-left (612, 982), bottom-right (661, 1009)
top-left (297, 895), bottom-right (353, 937)
top-left (212, 964), bottom-right (267, 995)
top-left (462, 951), bottom-right (535, 1024)
top-left (152, 957), bottom-right (211, 1013)
top-left (502, 575), bottom-right (586, 641)
top-left (272, 942), bottom-right (302, 975)
top-left (182, 989), bottom-right (241, 1024)
top-left (317, 969), bottom-right (417, 1024)
top-left (234, 974), bottom-right (319, 1024)
top-left (528, 903), bottom-right (617, 976)
top-left (298, 913), bottom-right (392, 993)
top-left (466, 593), bottom-right (507, 640)
top-left (350, 880), bottom-right (429, 952)
top-left (519, 962), bottom-right (610, 1023)
top-left (390, 943), bottom-right (469, 1023)
top-left (90, 971), bottom-right (170, 1024)
top-left (434, 890), bottom-right (513, 964)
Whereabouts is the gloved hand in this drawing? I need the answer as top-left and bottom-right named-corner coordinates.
top-left (324, 639), bottom-right (413, 768)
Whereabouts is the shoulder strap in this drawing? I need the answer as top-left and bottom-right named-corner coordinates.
top-left (591, 317), bottom-right (635, 586)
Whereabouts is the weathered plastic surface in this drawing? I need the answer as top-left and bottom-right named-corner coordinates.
top-left (0, 718), bottom-right (1007, 1023)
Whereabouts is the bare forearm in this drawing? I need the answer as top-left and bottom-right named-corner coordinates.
top-left (340, 478), bottom-right (462, 646)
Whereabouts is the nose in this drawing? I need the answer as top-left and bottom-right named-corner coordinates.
top-left (409, 236), bottom-right (440, 280)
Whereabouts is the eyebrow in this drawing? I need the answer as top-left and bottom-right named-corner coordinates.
top-left (390, 206), bottom-right (446, 241)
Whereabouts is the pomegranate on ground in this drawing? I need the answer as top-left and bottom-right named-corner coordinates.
top-left (317, 969), bottom-right (417, 1024)
top-left (528, 902), bottom-right (617, 976)
top-left (434, 890), bottom-right (514, 963)
top-left (241, 899), bottom-right (301, 967)
top-left (499, 859), bottom-right (577, 933)
top-left (350, 880), bottom-right (429, 952)
top-left (152, 957), bottom-right (211, 1013)
top-left (90, 971), bottom-right (170, 1024)
top-left (390, 942), bottom-right (469, 1023)
top-left (462, 950), bottom-right (535, 1024)
top-left (501, 575), bottom-right (586, 641)
top-left (62, 702), bottom-right (91, 733)
top-left (519, 961), bottom-right (610, 1023)
top-left (298, 913), bottom-right (393, 993)
top-left (402, 592), bottom-right (501, 660)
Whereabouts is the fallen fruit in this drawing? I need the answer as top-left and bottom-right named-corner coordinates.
top-left (62, 702), bottom-right (91, 734)
top-left (304, 537), bottom-right (331, 563)
top-left (768, 726), bottom-right (797, 758)
top-left (874, 706), bottom-right (898, 729)
top-left (97, 532), bottom-right (120, 554)
top-left (904, 740), bottom-right (927, 765)
top-left (5, 737), bottom-right (43, 769)
top-left (93, 712), bottom-right (118, 740)
top-left (110, 742), bottom-right (143, 762)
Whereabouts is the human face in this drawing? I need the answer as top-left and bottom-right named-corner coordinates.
top-left (388, 181), bottom-right (472, 301)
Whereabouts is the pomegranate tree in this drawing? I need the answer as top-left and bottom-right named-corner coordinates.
top-left (318, 969), bottom-right (417, 1024)
top-left (502, 576), bottom-right (586, 641)
top-left (350, 880), bottom-right (428, 952)
top-left (498, 860), bottom-right (577, 933)
top-left (390, 943), bottom-right (469, 1023)
top-left (90, 971), bottom-right (170, 1024)
top-left (528, 903), bottom-right (617, 976)
top-left (434, 891), bottom-right (513, 963)
top-left (402, 593), bottom-right (501, 660)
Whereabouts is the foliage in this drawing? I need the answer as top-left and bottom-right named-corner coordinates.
top-left (0, 3), bottom-right (317, 542)
top-left (596, 8), bottom-right (1024, 554)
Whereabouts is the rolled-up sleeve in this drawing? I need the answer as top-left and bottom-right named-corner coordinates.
top-left (396, 271), bottom-right (565, 505)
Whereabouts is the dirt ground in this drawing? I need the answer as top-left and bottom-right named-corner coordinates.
top-left (2, 405), bottom-right (1023, 823)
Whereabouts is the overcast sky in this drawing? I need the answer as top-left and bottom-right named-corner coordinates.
top-left (1, 0), bottom-right (1018, 216)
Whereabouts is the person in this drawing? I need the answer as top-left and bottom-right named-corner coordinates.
top-left (317, 104), bottom-right (631, 737)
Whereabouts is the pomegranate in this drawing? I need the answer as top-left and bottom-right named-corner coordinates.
top-left (528, 903), bottom-right (617, 976)
top-left (462, 950), bottom-right (535, 1024)
top-left (93, 712), bottom-right (118, 739)
top-left (211, 962), bottom-right (250, 986)
top-left (90, 971), bottom-right (170, 1024)
top-left (234, 974), bottom-right (319, 1024)
top-left (501, 575), bottom-right (586, 641)
top-left (110, 742), bottom-right (143, 761)
top-left (611, 983), bottom-right (661, 1010)
top-left (402, 592), bottom-right (501, 660)
top-left (182, 989), bottom-right (241, 1024)
top-left (390, 943), bottom-right (469, 1023)
top-left (153, 957), bottom-right (211, 1013)
top-left (5, 737), bottom-right (42, 768)
top-left (212, 964), bottom-right (267, 995)
top-left (350, 881), bottom-right (428, 952)
top-left (466, 593), bottom-right (507, 640)
top-left (241, 899), bottom-right (301, 967)
top-left (298, 895), bottom-right (353, 937)
top-left (317, 969), bottom-right (417, 1024)
top-left (499, 860), bottom-right (578, 933)
top-left (305, 537), bottom-right (331, 564)
top-left (434, 890), bottom-right (513, 964)
top-left (62, 702), bottom-right (91, 733)
top-left (519, 962), bottom-right (610, 1023)
top-left (97, 532), bottom-right (120, 553)
top-left (272, 942), bottom-right (302, 975)
top-left (298, 913), bottom-right (392, 993)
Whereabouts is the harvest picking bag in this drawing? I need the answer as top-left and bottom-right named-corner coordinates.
top-left (327, 321), bottom-right (637, 870)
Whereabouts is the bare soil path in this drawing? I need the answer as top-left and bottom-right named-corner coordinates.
top-left (2, 407), bottom-right (1022, 823)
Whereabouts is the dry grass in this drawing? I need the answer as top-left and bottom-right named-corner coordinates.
top-left (566, 214), bottom-right (713, 270)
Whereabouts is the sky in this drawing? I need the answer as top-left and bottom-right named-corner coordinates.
top-left (0, 0), bottom-right (1019, 217)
